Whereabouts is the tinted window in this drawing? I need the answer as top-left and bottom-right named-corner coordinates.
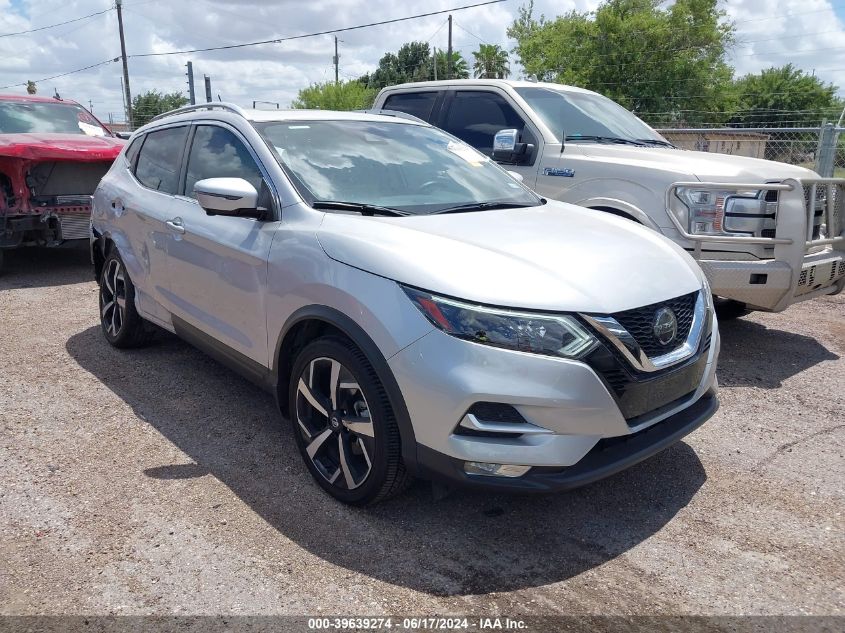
top-left (383, 92), bottom-right (439, 122)
top-left (443, 91), bottom-right (533, 156)
top-left (135, 126), bottom-right (188, 194)
top-left (124, 135), bottom-right (142, 168)
top-left (184, 125), bottom-right (264, 198)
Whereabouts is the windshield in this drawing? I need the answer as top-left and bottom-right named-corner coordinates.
top-left (255, 119), bottom-right (541, 215)
top-left (0, 101), bottom-right (109, 137)
top-left (514, 87), bottom-right (664, 144)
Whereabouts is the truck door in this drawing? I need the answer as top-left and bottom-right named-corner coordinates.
top-left (439, 89), bottom-right (541, 188)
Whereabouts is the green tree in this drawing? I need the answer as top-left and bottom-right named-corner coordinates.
top-left (292, 80), bottom-right (376, 110)
top-left (132, 90), bottom-right (189, 127)
top-left (433, 49), bottom-right (470, 80)
top-left (472, 44), bottom-right (510, 79)
top-left (729, 64), bottom-right (842, 127)
top-left (366, 41), bottom-right (433, 89)
top-left (507, 0), bottom-right (736, 125)
top-left (358, 42), bottom-right (470, 89)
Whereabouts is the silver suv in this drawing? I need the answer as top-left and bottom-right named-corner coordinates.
top-left (91, 103), bottom-right (720, 505)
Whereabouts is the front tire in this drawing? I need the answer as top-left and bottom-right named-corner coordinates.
top-left (714, 297), bottom-right (751, 321)
top-left (288, 336), bottom-right (410, 505)
top-left (98, 250), bottom-right (150, 348)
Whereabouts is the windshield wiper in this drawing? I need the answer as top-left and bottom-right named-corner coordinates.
top-left (635, 138), bottom-right (676, 148)
top-left (564, 135), bottom-right (647, 146)
top-left (311, 200), bottom-right (410, 217)
top-left (432, 202), bottom-right (537, 215)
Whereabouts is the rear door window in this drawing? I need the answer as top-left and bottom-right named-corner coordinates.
top-left (442, 91), bottom-right (534, 156)
top-left (135, 126), bottom-right (188, 194)
top-left (382, 92), bottom-right (439, 122)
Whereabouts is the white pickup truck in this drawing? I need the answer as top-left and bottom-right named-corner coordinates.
top-left (374, 80), bottom-right (845, 314)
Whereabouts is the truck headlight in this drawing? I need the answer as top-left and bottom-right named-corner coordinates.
top-left (403, 286), bottom-right (598, 359)
top-left (675, 187), bottom-right (762, 236)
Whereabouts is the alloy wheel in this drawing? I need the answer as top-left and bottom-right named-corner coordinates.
top-left (101, 258), bottom-right (127, 337)
top-left (295, 356), bottom-right (375, 490)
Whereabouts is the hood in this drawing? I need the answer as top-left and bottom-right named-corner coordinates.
top-left (0, 133), bottom-right (124, 161)
top-left (317, 201), bottom-right (703, 314)
top-left (578, 144), bottom-right (818, 182)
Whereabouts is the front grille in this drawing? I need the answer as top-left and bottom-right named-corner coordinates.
top-left (60, 214), bottom-right (90, 240)
top-left (612, 292), bottom-right (697, 358)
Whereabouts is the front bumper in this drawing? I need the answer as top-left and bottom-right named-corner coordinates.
top-left (388, 311), bottom-right (719, 488)
top-left (415, 389), bottom-right (718, 493)
top-left (702, 250), bottom-right (845, 311)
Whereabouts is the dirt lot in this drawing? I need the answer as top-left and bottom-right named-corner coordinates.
top-left (1, 246), bottom-right (843, 619)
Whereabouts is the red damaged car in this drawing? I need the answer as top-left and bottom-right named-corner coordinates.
top-left (0, 95), bottom-right (124, 271)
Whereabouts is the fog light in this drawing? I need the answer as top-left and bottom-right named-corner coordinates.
top-left (464, 462), bottom-right (531, 478)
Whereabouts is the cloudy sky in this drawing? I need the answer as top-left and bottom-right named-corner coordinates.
top-left (1, 0), bottom-right (844, 124)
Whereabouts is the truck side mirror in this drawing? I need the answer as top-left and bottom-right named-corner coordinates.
top-left (492, 128), bottom-right (533, 165)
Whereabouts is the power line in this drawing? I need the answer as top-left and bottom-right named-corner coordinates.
top-left (0, 58), bottom-right (119, 90)
top-left (127, 0), bottom-right (507, 58)
top-left (0, 7), bottom-right (113, 39)
top-left (454, 20), bottom-right (487, 43)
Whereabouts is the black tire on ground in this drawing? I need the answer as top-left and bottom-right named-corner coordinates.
top-left (0, 248), bottom-right (4, 273)
top-left (98, 249), bottom-right (151, 348)
top-left (288, 335), bottom-right (411, 505)
top-left (713, 297), bottom-right (752, 321)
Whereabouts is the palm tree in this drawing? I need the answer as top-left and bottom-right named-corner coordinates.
top-left (472, 44), bottom-right (510, 79)
top-left (433, 50), bottom-right (470, 80)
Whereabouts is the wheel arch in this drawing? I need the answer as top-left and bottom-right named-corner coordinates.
top-left (578, 197), bottom-right (660, 230)
top-left (273, 305), bottom-right (419, 473)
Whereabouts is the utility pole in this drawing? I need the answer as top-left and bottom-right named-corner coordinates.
top-left (446, 15), bottom-right (453, 80)
top-left (186, 61), bottom-right (196, 105)
top-left (204, 75), bottom-right (212, 103)
top-left (433, 47), bottom-right (437, 81)
top-left (88, 99), bottom-right (94, 113)
top-left (333, 36), bottom-right (339, 84)
top-left (115, 0), bottom-right (133, 128)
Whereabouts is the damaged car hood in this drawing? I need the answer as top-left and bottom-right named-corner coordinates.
top-left (0, 133), bottom-right (124, 161)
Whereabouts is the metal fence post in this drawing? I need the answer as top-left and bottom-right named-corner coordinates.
top-left (815, 122), bottom-right (837, 177)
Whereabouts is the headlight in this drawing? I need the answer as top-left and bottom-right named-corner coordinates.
top-left (402, 286), bottom-right (598, 359)
top-left (675, 187), bottom-right (762, 236)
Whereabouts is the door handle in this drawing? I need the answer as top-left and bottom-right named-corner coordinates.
top-left (165, 217), bottom-right (185, 234)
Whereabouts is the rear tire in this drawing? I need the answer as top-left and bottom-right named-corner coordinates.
top-left (288, 335), bottom-right (411, 505)
top-left (98, 250), bottom-right (151, 348)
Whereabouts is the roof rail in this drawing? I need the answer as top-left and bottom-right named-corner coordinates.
top-left (150, 102), bottom-right (249, 123)
top-left (356, 108), bottom-right (426, 124)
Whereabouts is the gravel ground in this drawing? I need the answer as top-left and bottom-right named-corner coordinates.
top-left (1, 246), bottom-right (843, 620)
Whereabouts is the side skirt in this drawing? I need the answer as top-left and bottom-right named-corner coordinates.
top-left (171, 316), bottom-right (276, 394)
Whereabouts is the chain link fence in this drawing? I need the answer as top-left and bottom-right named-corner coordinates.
top-left (654, 123), bottom-right (844, 178)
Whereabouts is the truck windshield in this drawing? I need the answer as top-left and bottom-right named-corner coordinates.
top-left (0, 101), bottom-right (109, 137)
top-left (256, 119), bottom-right (542, 215)
top-left (514, 87), bottom-right (665, 145)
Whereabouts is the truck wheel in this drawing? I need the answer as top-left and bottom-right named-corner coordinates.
top-left (98, 250), bottom-right (151, 348)
top-left (288, 335), bottom-right (411, 505)
top-left (714, 297), bottom-right (751, 321)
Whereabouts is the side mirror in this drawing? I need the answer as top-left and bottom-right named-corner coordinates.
top-left (193, 178), bottom-right (262, 218)
top-left (492, 128), bottom-right (533, 165)
top-left (506, 170), bottom-right (524, 183)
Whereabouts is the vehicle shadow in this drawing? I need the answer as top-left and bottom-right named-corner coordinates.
top-left (66, 325), bottom-right (706, 596)
top-left (717, 318), bottom-right (839, 388)
top-left (0, 245), bottom-right (92, 289)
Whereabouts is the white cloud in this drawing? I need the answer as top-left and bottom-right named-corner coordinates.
top-left (0, 0), bottom-right (842, 124)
